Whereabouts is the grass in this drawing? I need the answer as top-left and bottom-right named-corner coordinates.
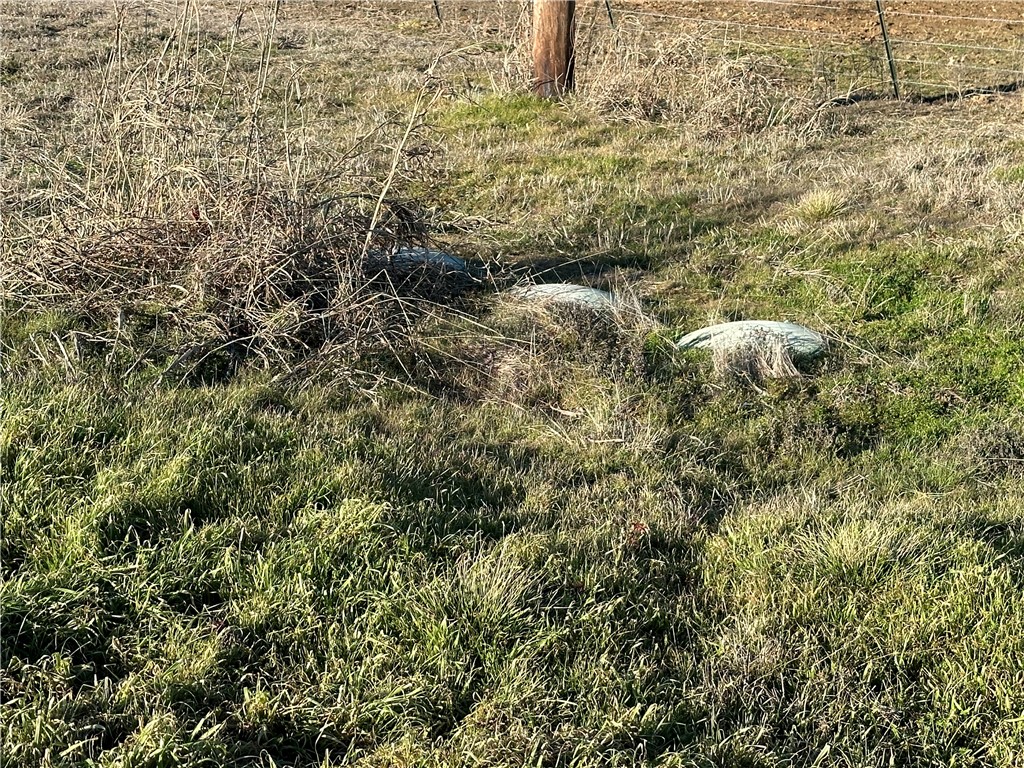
top-left (3, 1), bottom-right (1024, 766)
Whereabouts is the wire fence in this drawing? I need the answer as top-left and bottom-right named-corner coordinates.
top-left (375, 0), bottom-right (1024, 100)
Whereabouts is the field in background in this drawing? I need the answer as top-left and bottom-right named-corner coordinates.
top-left (3, 1), bottom-right (1024, 766)
top-left (393, 0), bottom-right (1024, 98)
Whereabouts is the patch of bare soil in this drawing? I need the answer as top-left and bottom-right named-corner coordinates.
top-left (634, 0), bottom-right (1024, 44)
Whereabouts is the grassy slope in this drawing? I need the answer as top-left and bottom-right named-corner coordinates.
top-left (3, 3), bottom-right (1024, 766)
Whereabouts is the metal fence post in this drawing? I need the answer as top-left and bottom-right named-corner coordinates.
top-left (875, 0), bottom-right (901, 98)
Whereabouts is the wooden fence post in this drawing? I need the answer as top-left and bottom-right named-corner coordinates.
top-left (533, 0), bottom-right (575, 98)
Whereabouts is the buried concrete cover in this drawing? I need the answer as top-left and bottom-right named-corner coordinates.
top-left (366, 247), bottom-right (472, 275)
top-left (676, 320), bottom-right (827, 361)
top-left (508, 282), bottom-right (620, 310)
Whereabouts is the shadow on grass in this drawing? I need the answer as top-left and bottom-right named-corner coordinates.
top-left (513, 196), bottom-right (725, 284)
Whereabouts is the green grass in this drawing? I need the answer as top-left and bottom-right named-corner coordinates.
top-left (4, 2), bottom-right (1024, 766)
top-left (6, 317), bottom-right (1024, 765)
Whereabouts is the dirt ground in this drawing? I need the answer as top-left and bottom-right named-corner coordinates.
top-left (372, 0), bottom-right (1024, 94)
top-left (636, 0), bottom-right (1024, 44)
top-left (369, 0), bottom-right (1024, 43)
top-left (282, 1), bottom-right (1024, 47)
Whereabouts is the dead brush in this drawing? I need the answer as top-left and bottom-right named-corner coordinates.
top-left (580, 25), bottom-right (837, 137)
top-left (450, 291), bottom-right (660, 409)
top-left (4, 182), bottom-right (474, 378)
top-left (438, 298), bottom-right (673, 452)
top-left (0, 0), bottom-right (478, 385)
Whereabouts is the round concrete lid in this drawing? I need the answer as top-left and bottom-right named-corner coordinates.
top-left (380, 247), bottom-right (469, 273)
top-left (676, 320), bottom-right (826, 360)
top-left (509, 283), bottom-right (618, 310)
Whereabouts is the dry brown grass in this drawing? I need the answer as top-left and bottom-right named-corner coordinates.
top-left (0, 1), bottom-right (485, 383)
top-left (575, 19), bottom-right (842, 139)
top-left (710, 337), bottom-right (803, 382)
top-left (8, 183), bottom-right (469, 369)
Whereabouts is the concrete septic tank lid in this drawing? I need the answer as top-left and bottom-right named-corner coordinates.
top-left (368, 247), bottom-right (469, 274)
top-left (676, 320), bottom-right (827, 360)
top-left (509, 283), bottom-right (619, 310)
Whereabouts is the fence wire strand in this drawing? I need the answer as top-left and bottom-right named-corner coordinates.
top-left (891, 38), bottom-right (1023, 55)
top-left (606, 0), bottom-right (1024, 97)
top-left (367, 0), bottom-right (1024, 98)
top-left (613, 8), bottom-right (855, 39)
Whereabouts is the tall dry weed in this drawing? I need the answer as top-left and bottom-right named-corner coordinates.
top-left (1, 1), bottom-right (472, 382)
top-left (578, 25), bottom-right (838, 138)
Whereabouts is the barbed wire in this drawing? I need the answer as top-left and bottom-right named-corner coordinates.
top-left (892, 59), bottom-right (1023, 76)
top-left (626, 0), bottom-right (877, 12)
top-left (361, 0), bottom-right (1020, 5)
top-left (612, 8), bottom-right (857, 39)
top-left (352, 0), bottom-right (1024, 96)
top-left (345, 0), bottom-right (1024, 26)
top-left (886, 9), bottom-right (1024, 25)
top-left (610, 1), bottom-right (1024, 92)
top-left (899, 78), bottom-right (990, 90)
top-left (890, 38), bottom-right (1024, 55)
